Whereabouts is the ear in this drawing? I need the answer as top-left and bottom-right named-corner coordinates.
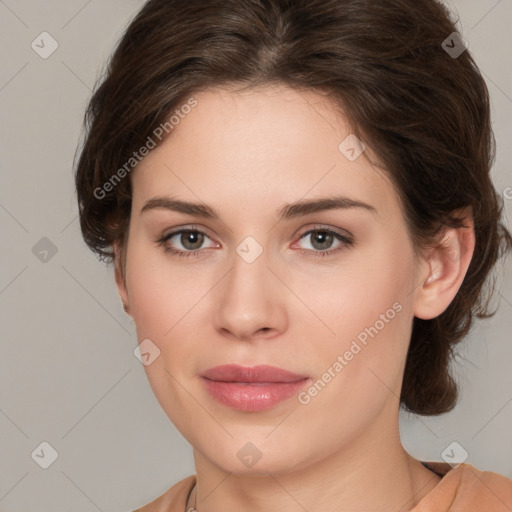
top-left (413, 208), bottom-right (475, 320)
top-left (113, 240), bottom-right (131, 316)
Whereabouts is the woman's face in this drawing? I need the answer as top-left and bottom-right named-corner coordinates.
top-left (118, 84), bottom-right (430, 474)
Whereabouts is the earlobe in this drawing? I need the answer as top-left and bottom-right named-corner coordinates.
top-left (413, 214), bottom-right (475, 320)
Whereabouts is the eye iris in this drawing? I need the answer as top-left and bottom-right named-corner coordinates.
top-left (181, 230), bottom-right (204, 250)
top-left (311, 230), bottom-right (333, 250)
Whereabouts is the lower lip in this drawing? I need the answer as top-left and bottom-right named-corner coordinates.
top-left (201, 378), bottom-right (311, 412)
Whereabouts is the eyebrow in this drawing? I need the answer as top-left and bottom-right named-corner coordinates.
top-left (140, 195), bottom-right (377, 221)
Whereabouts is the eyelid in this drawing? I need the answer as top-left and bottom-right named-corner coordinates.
top-left (160, 224), bottom-right (215, 239)
top-left (159, 223), bottom-right (350, 242)
top-left (159, 225), bottom-right (219, 247)
top-left (293, 224), bottom-right (353, 242)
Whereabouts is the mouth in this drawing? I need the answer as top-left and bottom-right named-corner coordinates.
top-left (200, 364), bottom-right (311, 412)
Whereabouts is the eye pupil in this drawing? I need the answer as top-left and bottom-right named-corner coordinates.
top-left (182, 230), bottom-right (204, 250)
top-left (311, 230), bottom-right (333, 250)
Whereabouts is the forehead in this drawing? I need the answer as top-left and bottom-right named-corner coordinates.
top-left (179, 84), bottom-right (352, 149)
top-left (131, 84), bottom-right (400, 223)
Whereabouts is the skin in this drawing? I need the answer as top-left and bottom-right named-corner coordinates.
top-left (115, 84), bottom-right (475, 512)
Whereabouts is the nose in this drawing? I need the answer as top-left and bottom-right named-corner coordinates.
top-left (212, 242), bottom-right (288, 342)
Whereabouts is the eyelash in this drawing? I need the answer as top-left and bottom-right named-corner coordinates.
top-left (156, 225), bottom-right (354, 259)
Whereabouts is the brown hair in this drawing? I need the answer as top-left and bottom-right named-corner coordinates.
top-left (74, 0), bottom-right (512, 415)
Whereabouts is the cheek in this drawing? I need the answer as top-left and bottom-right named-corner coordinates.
top-left (124, 239), bottom-right (217, 368)
top-left (298, 238), bottom-right (414, 345)
top-left (126, 262), bottom-right (173, 339)
top-left (124, 243), bottom-right (205, 413)
top-left (125, 240), bottom-right (186, 340)
top-left (126, 235), bottom-right (193, 328)
top-left (299, 238), bottom-right (416, 397)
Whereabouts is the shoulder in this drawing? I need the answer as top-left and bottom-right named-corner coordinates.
top-left (132, 474), bottom-right (197, 512)
top-left (415, 462), bottom-right (512, 511)
top-left (459, 463), bottom-right (512, 508)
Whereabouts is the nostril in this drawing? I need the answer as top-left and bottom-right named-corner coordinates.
top-left (256, 327), bottom-right (273, 336)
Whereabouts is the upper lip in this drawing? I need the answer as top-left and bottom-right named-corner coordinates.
top-left (200, 364), bottom-right (309, 383)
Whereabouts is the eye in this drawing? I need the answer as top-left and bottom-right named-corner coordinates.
top-left (157, 227), bottom-right (219, 258)
top-left (157, 225), bottom-right (354, 259)
top-left (293, 226), bottom-right (354, 258)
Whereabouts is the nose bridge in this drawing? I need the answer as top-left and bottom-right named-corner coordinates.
top-left (225, 234), bottom-right (272, 307)
top-left (212, 233), bottom-right (286, 339)
top-left (235, 234), bottom-right (266, 267)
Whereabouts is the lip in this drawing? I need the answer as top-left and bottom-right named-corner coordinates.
top-left (200, 364), bottom-right (311, 412)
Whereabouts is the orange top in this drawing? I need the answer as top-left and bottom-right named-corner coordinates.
top-left (132, 462), bottom-right (512, 512)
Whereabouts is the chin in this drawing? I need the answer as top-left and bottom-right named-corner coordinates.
top-left (194, 435), bottom-right (316, 477)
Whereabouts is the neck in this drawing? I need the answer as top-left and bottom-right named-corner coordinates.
top-left (189, 411), bottom-right (441, 512)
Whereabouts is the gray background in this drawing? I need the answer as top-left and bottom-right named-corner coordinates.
top-left (1, 0), bottom-right (511, 510)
